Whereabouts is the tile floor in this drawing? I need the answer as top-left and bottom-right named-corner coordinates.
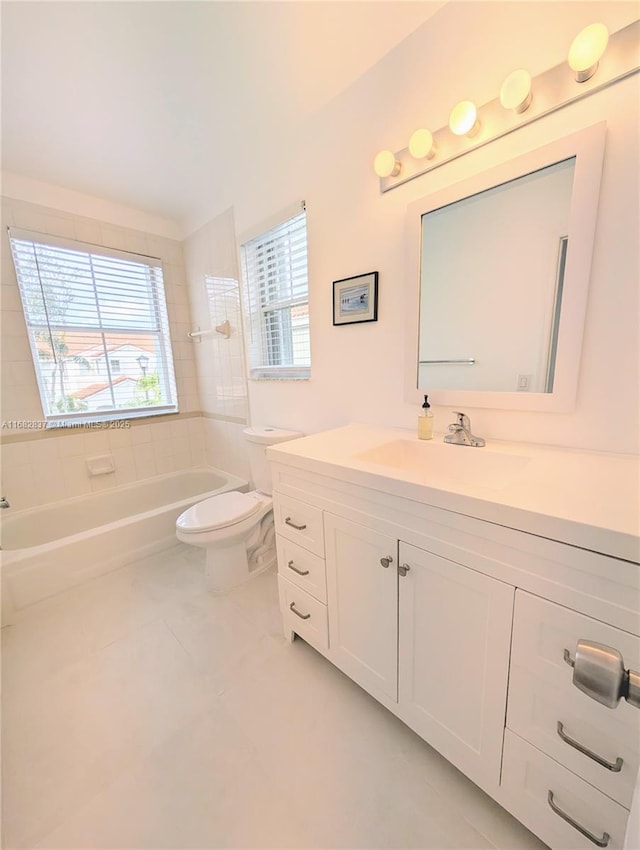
top-left (2, 545), bottom-right (549, 849)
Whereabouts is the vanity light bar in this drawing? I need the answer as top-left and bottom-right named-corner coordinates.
top-left (376, 19), bottom-right (639, 193)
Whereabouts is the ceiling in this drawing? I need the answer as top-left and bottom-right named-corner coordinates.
top-left (1, 1), bottom-right (445, 230)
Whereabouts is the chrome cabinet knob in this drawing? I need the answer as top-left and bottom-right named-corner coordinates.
top-left (380, 556), bottom-right (393, 568)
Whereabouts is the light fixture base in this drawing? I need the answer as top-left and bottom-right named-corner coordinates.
top-left (514, 91), bottom-right (533, 113)
top-left (467, 120), bottom-right (481, 138)
top-left (575, 62), bottom-right (598, 83)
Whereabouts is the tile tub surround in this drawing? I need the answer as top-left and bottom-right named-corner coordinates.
top-left (0, 416), bottom-right (207, 512)
top-left (1, 545), bottom-right (547, 850)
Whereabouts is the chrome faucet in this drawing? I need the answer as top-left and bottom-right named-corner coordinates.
top-left (0, 497), bottom-right (9, 509)
top-left (443, 412), bottom-right (485, 447)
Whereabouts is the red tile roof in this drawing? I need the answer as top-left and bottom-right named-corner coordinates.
top-left (71, 375), bottom-right (136, 400)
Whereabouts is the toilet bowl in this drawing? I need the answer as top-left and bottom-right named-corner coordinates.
top-left (175, 426), bottom-right (302, 591)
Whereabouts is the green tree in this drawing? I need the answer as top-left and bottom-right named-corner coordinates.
top-left (132, 372), bottom-right (161, 407)
top-left (37, 331), bottom-right (91, 410)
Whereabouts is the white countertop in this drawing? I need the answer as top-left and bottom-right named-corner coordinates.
top-left (267, 424), bottom-right (640, 562)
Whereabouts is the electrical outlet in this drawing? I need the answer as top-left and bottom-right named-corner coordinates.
top-left (517, 374), bottom-right (532, 391)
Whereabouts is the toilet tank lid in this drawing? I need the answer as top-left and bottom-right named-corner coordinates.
top-left (243, 426), bottom-right (304, 445)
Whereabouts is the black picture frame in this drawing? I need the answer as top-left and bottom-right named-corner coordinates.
top-left (332, 271), bottom-right (378, 326)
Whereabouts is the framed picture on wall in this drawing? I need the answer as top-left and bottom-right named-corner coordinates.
top-left (332, 271), bottom-right (378, 326)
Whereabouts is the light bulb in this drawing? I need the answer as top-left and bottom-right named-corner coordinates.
top-left (373, 150), bottom-right (401, 178)
top-left (449, 101), bottom-right (479, 137)
top-left (500, 69), bottom-right (532, 113)
top-left (408, 129), bottom-right (436, 160)
top-left (568, 23), bottom-right (609, 82)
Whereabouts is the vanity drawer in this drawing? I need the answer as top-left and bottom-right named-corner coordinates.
top-left (273, 494), bottom-right (324, 557)
top-left (510, 592), bottom-right (640, 687)
top-left (507, 670), bottom-right (638, 808)
top-left (276, 535), bottom-right (327, 603)
top-left (501, 730), bottom-right (630, 850)
top-left (278, 575), bottom-right (328, 653)
top-left (508, 591), bottom-right (640, 808)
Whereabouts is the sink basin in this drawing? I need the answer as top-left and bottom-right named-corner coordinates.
top-left (354, 439), bottom-right (530, 489)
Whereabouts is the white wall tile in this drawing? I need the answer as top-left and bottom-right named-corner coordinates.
top-left (6, 464), bottom-right (39, 510)
top-left (133, 444), bottom-right (156, 480)
top-left (113, 448), bottom-right (137, 487)
top-left (61, 456), bottom-right (92, 498)
top-left (130, 424), bottom-right (152, 446)
top-left (82, 431), bottom-right (110, 456)
top-left (107, 427), bottom-right (132, 450)
top-left (152, 438), bottom-right (174, 465)
top-left (90, 473), bottom-right (117, 492)
top-left (155, 454), bottom-right (175, 475)
top-left (56, 434), bottom-right (86, 458)
top-left (34, 459), bottom-right (64, 503)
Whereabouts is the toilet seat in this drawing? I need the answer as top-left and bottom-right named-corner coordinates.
top-left (176, 491), bottom-right (263, 534)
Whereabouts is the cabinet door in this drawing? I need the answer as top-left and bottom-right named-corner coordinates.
top-left (325, 513), bottom-right (398, 703)
top-left (398, 541), bottom-right (514, 791)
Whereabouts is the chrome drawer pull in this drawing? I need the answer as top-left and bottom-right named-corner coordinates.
top-left (289, 602), bottom-right (311, 620)
top-left (287, 560), bottom-right (310, 576)
top-left (566, 640), bottom-right (640, 710)
top-left (547, 791), bottom-right (610, 847)
top-left (285, 517), bottom-right (307, 531)
top-left (564, 648), bottom-right (575, 668)
top-left (556, 722), bottom-right (623, 772)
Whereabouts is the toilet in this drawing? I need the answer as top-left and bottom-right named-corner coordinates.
top-left (176, 426), bottom-right (302, 591)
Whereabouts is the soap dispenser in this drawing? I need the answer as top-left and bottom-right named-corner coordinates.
top-left (418, 394), bottom-right (433, 440)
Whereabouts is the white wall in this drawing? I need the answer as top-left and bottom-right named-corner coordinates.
top-left (219, 1), bottom-right (639, 454)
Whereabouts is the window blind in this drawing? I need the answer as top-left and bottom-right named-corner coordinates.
top-left (241, 207), bottom-right (310, 380)
top-left (9, 228), bottom-right (178, 424)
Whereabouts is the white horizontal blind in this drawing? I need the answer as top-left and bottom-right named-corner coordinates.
top-left (9, 228), bottom-right (178, 424)
top-left (241, 207), bottom-right (310, 379)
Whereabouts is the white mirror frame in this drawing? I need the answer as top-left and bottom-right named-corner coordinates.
top-left (404, 121), bottom-right (606, 412)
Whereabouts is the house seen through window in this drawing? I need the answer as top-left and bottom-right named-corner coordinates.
top-left (9, 229), bottom-right (178, 424)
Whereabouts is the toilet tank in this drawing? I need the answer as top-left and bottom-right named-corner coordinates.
top-left (243, 426), bottom-right (303, 495)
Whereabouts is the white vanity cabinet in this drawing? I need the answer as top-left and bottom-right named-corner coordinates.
top-left (269, 435), bottom-right (640, 850)
top-left (324, 513), bottom-right (398, 703)
top-left (397, 541), bottom-right (514, 790)
top-left (322, 512), bottom-right (516, 790)
top-left (322, 515), bottom-right (515, 788)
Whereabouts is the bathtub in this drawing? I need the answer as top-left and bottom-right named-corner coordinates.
top-left (0, 467), bottom-right (247, 619)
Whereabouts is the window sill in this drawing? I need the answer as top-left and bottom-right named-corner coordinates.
top-left (45, 406), bottom-right (179, 429)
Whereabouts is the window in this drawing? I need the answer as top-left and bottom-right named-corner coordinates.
top-left (240, 204), bottom-right (310, 379)
top-left (9, 228), bottom-right (178, 424)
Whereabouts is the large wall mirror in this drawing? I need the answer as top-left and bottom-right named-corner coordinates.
top-left (405, 123), bottom-right (606, 412)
